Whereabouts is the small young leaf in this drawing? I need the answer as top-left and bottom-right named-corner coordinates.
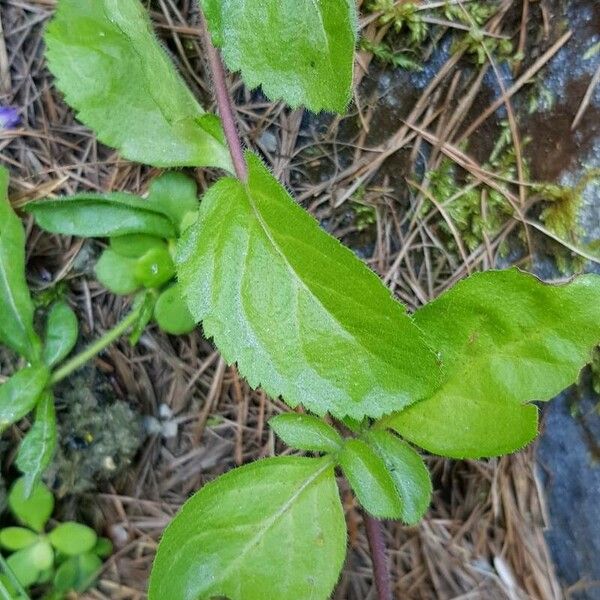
top-left (269, 413), bottom-right (343, 453)
top-left (110, 234), bottom-right (166, 259)
top-left (26, 193), bottom-right (177, 239)
top-left (153, 284), bottom-right (197, 335)
top-left (0, 527), bottom-right (37, 551)
top-left (8, 478), bottom-right (54, 533)
top-left (26, 540), bottom-right (54, 571)
top-left (6, 548), bottom-right (39, 588)
top-left (94, 250), bottom-right (139, 296)
top-left (149, 457), bottom-right (346, 600)
top-left (0, 166), bottom-right (41, 362)
top-left (49, 522), bottom-right (97, 556)
top-left (53, 553), bottom-right (102, 594)
top-left (147, 172), bottom-right (199, 230)
top-left (93, 537), bottom-right (113, 559)
top-left (177, 152), bottom-right (440, 420)
top-left (386, 269), bottom-right (600, 458)
top-left (364, 430), bottom-right (432, 525)
top-left (43, 302), bottom-right (78, 367)
top-left (45, 0), bottom-right (231, 170)
top-left (201, 0), bottom-right (357, 113)
top-left (134, 247), bottom-right (175, 289)
top-left (338, 439), bottom-right (402, 519)
top-left (0, 366), bottom-right (49, 432)
top-left (16, 392), bottom-right (57, 496)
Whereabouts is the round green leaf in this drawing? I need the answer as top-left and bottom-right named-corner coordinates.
top-left (6, 548), bottom-right (39, 588)
top-left (42, 301), bottom-right (78, 367)
top-left (8, 478), bottom-right (54, 533)
top-left (149, 456), bottom-right (346, 600)
top-left (54, 553), bottom-right (102, 593)
top-left (0, 527), bottom-right (37, 551)
top-left (94, 249), bottom-right (139, 295)
top-left (269, 413), bottom-right (343, 454)
top-left (27, 539), bottom-right (54, 571)
top-left (135, 247), bottom-right (175, 289)
top-left (153, 284), bottom-right (197, 335)
top-left (147, 172), bottom-right (199, 230)
top-left (110, 234), bottom-right (166, 258)
top-left (93, 537), bottom-right (113, 558)
top-left (49, 522), bottom-right (97, 556)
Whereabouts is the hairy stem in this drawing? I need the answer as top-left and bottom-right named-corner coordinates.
top-left (364, 513), bottom-right (393, 600)
top-left (200, 15), bottom-right (248, 182)
top-left (50, 296), bottom-right (146, 385)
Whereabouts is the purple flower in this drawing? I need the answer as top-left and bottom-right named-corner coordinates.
top-left (0, 106), bottom-right (20, 129)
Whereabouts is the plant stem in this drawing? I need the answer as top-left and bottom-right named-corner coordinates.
top-left (199, 14), bottom-right (248, 182)
top-left (364, 513), bottom-right (393, 600)
top-left (50, 298), bottom-right (145, 385)
top-left (0, 553), bottom-right (30, 600)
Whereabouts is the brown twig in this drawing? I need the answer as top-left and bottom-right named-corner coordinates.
top-left (364, 513), bottom-right (393, 600)
top-left (199, 14), bottom-right (248, 182)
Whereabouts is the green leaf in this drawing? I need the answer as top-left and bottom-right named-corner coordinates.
top-left (45, 0), bottom-right (231, 170)
top-left (110, 234), bottom-right (166, 259)
top-left (364, 430), bottom-right (431, 525)
top-left (94, 250), bottom-right (139, 296)
top-left (25, 540), bottom-right (54, 571)
top-left (43, 302), bottom-right (78, 367)
top-left (201, 0), bottom-right (357, 113)
top-left (53, 553), bottom-right (102, 594)
top-left (128, 290), bottom-right (157, 345)
top-left (153, 284), bottom-right (197, 335)
top-left (149, 457), bottom-right (346, 600)
top-left (386, 269), bottom-right (600, 458)
top-left (177, 152), bottom-right (440, 420)
top-left (16, 392), bottom-right (57, 496)
top-left (25, 193), bottom-right (177, 239)
top-left (134, 247), bottom-right (175, 289)
top-left (0, 366), bottom-right (49, 432)
top-left (269, 413), bottom-right (343, 454)
top-left (0, 166), bottom-right (41, 362)
top-left (0, 528), bottom-right (37, 551)
top-left (6, 548), bottom-right (39, 588)
top-left (147, 172), bottom-right (199, 231)
top-left (8, 478), bottom-right (54, 533)
top-left (93, 537), bottom-right (113, 559)
top-left (338, 438), bottom-right (402, 519)
top-left (49, 522), bottom-right (97, 556)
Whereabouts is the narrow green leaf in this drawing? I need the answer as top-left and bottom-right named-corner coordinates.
top-left (269, 413), bottom-right (343, 454)
top-left (26, 193), bottom-right (177, 239)
top-left (338, 438), bottom-right (402, 519)
top-left (110, 234), bottom-right (166, 259)
top-left (134, 247), bottom-right (175, 289)
top-left (16, 392), bottom-right (57, 496)
top-left (201, 0), bottom-right (357, 112)
top-left (128, 291), bottom-right (156, 345)
top-left (386, 269), bottom-right (600, 458)
top-left (147, 172), bottom-right (199, 230)
top-left (153, 284), bottom-right (197, 335)
top-left (45, 0), bottom-right (231, 170)
top-left (0, 166), bottom-right (41, 362)
top-left (94, 250), bottom-right (139, 296)
top-left (149, 457), bottom-right (346, 600)
top-left (0, 528), bottom-right (37, 552)
top-left (49, 523), bottom-right (97, 556)
top-left (8, 478), bottom-right (54, 532)
top-left (364, 430), bottom-right (431, 525)
top-left (43, 302), bottom-right (78, 367)
top-left (177, 152), bottom-right (440, 420)
top-left (0, 366), bottom-right (49, 432)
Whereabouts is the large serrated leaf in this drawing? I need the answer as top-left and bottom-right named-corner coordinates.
top-left (0, 167), bottom-right (41, 362)
top-left (200, 0), bottom-right (357, 113)
top-left (149, 457), bottom-right (346, 600)
top-left (45, 0), bottom-right (232, 170)
top-left (386, 269), bottom-right (600, 458)
top-left (177, 152), bottom-right (440, 420)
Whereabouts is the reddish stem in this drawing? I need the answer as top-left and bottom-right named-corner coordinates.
top-left (364, 513), bottom-right (393, 600)
top-left (199, 15), bottom-right (248, 182)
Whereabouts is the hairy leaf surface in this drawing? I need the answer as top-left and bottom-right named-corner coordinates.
top-left (201, 0), bottom-right (357, 112)
top-left (386, 269), bottom-right (600, 458)
top-left (177, 152), bottom-right (439, 419)
top-left (0, 167), bottom-right (41, 362)
top-left (43, 302), bottom-right (78, 367)
top-left (149, 457), bottom-right (346, 600)
top-left (45, 0), bottom-right (231, 169)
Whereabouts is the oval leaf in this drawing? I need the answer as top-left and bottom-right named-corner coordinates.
top-left (94, 250), bottom-right (139, 296)
top-left (364, 430), bottom-right (432, 525)
top-left (201, 0), bottom-right (357, 113)
top-left (0, 166), bottom-right (41, 362)
top-left (6, 548), bottom-right (39, 588)
top-left (26, 193), bottom-right (177, 239)
top-left (338, 439), bottom-right (402, 519)
top-left (45, 0), bottom-right (231, 170)
top-left (111, 234), bottom-right (166, 259)
top-left (54, 552), bottom-right (102, 594)
top-left (0, 527), bottom-right (37, 551)
top-left (8, 478), bottom-right (54, 533)
top-left (269, 413), bottom-right (343, 454)
top-left (177, 152), bottom-right (440, 420)
top-left (386, 269), bottom-right (600, 458)
top-left (147, 172), bottom-right (199, 230)
top-left (43, 302), bottom-right (78, 367)
top-left (49, 522), bottom-right (97, 556)
top-left (154, 284), bottom-right (197, 335)
top-left (0, 366), bottom-right (49, 432)
top-left (134, 247), bottom-right (175, 289)
top-left (149, 457), bottom-right (346, 600)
